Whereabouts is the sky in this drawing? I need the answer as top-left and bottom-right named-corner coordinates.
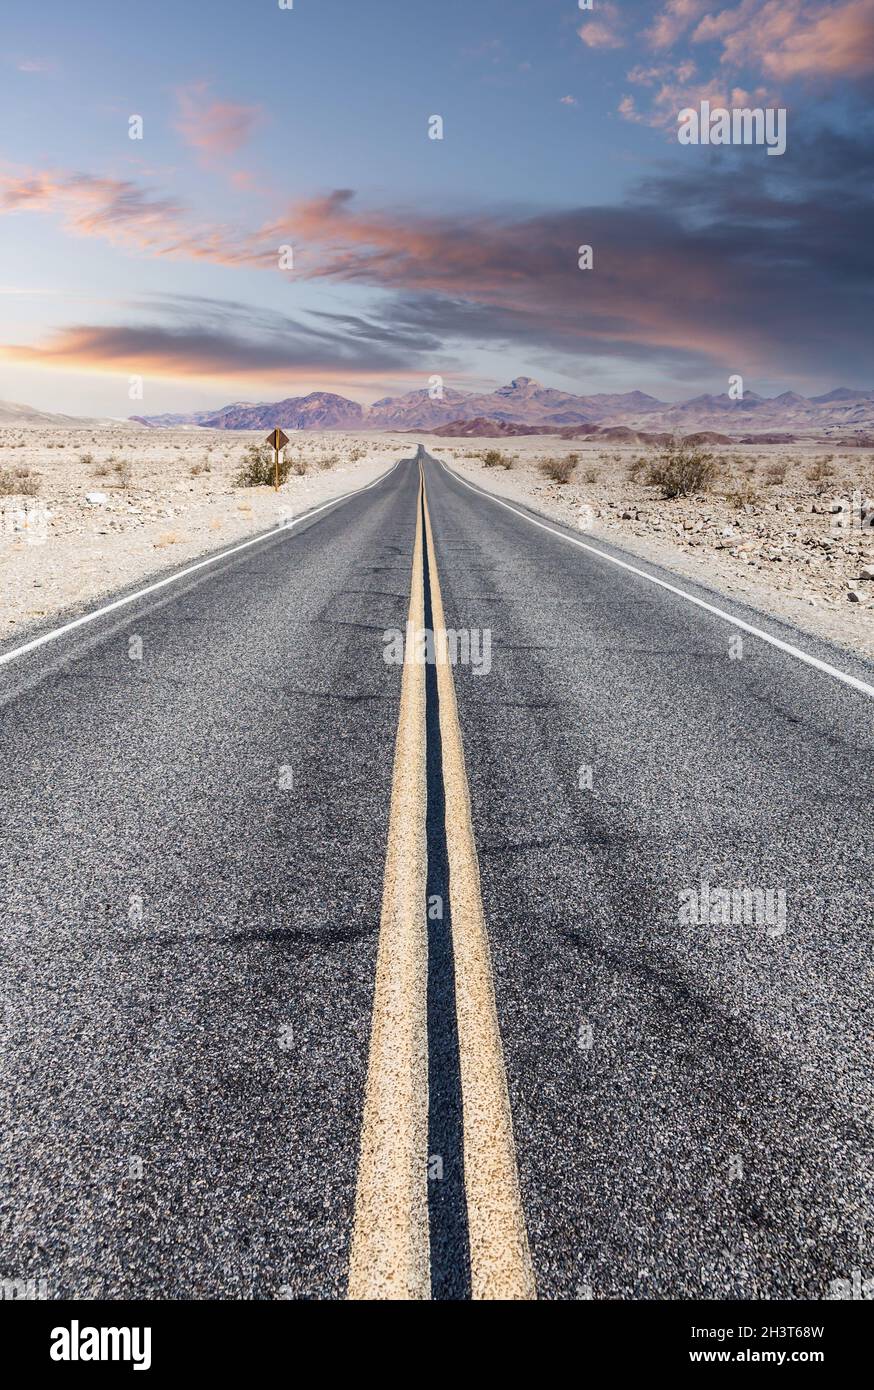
top-left (1, 0), bottom-right (873, 417)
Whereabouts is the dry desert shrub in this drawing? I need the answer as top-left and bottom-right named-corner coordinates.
top-left (582, 464), bottom-right (600, 484)
top-left (725, 478), bottom-right (761, 510)
top-left (646, 438), bottom-right (719, 499)
top-left (234, 442), bottom-right (291, 487)
top-left (806, 455), bottom-right (836, 494)
top-left (764, 460), bottom-right (787, 485)
top-left (539, 453), bottom-right (578, 484)
top-left (482, 449), bottom-right (514, 469)
top-left (627, 456), bottom-right (648, 482)
top-left (0, 468), bottom-right (40, 497)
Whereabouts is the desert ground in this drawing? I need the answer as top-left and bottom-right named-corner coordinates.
top-left (0, 429), bottom-right (411, 641)
top-left (1, 427), bottom-right (872, 660)
top-left (423, 433), bottom-right (874, 662)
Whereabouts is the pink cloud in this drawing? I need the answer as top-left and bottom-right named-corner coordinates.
top-left (621, 57), bottom-right (766, 128)
top-left (173, 82), bottom-right (263, 159)
top-left (645, 0), bottom-right (708, 50)
top-left (16, 59), bottom-right (57, 74)
top-left (696, 0), bottom-right (874, 79)
top-left (0, 165), bottom-right (280, 268)
top-left (578, 3), bottom-right (625, 49)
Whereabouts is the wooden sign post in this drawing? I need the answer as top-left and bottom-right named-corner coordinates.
top-left (266, 428), bottom-right (290, 491)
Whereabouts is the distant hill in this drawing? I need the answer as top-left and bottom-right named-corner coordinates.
top-left (132, 391), bottom-right (365, 431)
top-left (0, 399), bottom-right (126, 428)
top-left (426, 417), bottom-right (554, 437)
top-left (426, 418), bottom-right (734, 446)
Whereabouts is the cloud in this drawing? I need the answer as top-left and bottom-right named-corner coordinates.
top-left (694, 0), bottom-right (874, 80)
top-left (0, 165), bottom-right (273, 266)
top-left (621, 62), bottom-right (770, 127)
top-left (578, 3), bottom-right (625, 49)
top-left (173, 82), bottom-right (263, 159)
top-left (0, 295), bottom-right (446, 381)
top-left (191, 146), bottom-right (872, 382)
top-left (634, 0), bottom-right (874, 129)
top-left (3, 128), bottom-right (874, 386)
top-left (618, 94), bottom-right (642, 121)
top-left (645, 0), bottom-right (708, 51)
top-left (559, 95), bottom-right (578, 105)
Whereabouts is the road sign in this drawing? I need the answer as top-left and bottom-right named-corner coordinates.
top-left (266, 428), bottom-right (290, 491)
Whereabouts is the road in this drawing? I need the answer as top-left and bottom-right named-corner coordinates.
top-left (1, 449), bottom-right (872, 1300)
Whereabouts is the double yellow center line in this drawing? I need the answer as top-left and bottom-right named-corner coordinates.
top-left (348, 463), bottom-right (535, 1300)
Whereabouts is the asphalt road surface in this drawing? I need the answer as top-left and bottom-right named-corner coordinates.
top-left (1, 449), bottom-right (872, 1300)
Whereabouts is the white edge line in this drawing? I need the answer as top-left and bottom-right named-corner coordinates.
top-left (437, 457), bottom-right (874, 702)
top-left (0, 459), bottom-right (401, 669)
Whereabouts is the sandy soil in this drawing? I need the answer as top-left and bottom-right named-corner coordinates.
top-left (2, 427), bottom-right (872, 662)
top-left (0, 429), bottom-right (411, 640)
top-left (420, 434), bottom-right (874, 662)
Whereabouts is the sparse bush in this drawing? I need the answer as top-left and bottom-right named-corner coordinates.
top-left (92, 461), bottom-right (111, 478)
top-left (806, 455), bottom-right (836, 494)
top-left (645, 438), bottom-right (719, 499)
top-left (0, 469), bottom-right (40, 496)
top-left (764, 461), bottom-right (787, 485)
top-left (482, 449), bottom-right (514, 470)
top-left (627, 456), bottom-right (648, 482)
top-left (319, 452), bottom-right (339, 470)
top-left (286, 451), bottom-right (308, 475)
top-left (234, 442), bottom-right (291, 487)
top-left (582, 465), bottom-right (600, 484)
top-left (539, 454), bottom-right (578, 484)
top-left (114, 460), bottom-right (132, 488)
top-left (725, 478), bottom-right (761, 510)
top-left (80, 452), bottom-right (94, 468)
top-left (348, 446), bottom-right (365, 462)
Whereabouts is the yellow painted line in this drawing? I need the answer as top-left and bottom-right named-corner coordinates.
top-left (421, 473), bottom-right (537, 1301)
top-left (347, 466), bottom-right (430, 1300)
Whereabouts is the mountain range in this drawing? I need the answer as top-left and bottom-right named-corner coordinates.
top-left (129, 377), bottom-right (874, 438)
top-left (2, 377), bottom-right (874, 437)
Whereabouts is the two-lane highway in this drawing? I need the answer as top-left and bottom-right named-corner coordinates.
top-left (1, 449), bottom-right (872, 1299)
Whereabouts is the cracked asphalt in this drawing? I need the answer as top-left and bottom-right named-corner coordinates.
top-left (1, 451), bottom-right (872, 1299)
